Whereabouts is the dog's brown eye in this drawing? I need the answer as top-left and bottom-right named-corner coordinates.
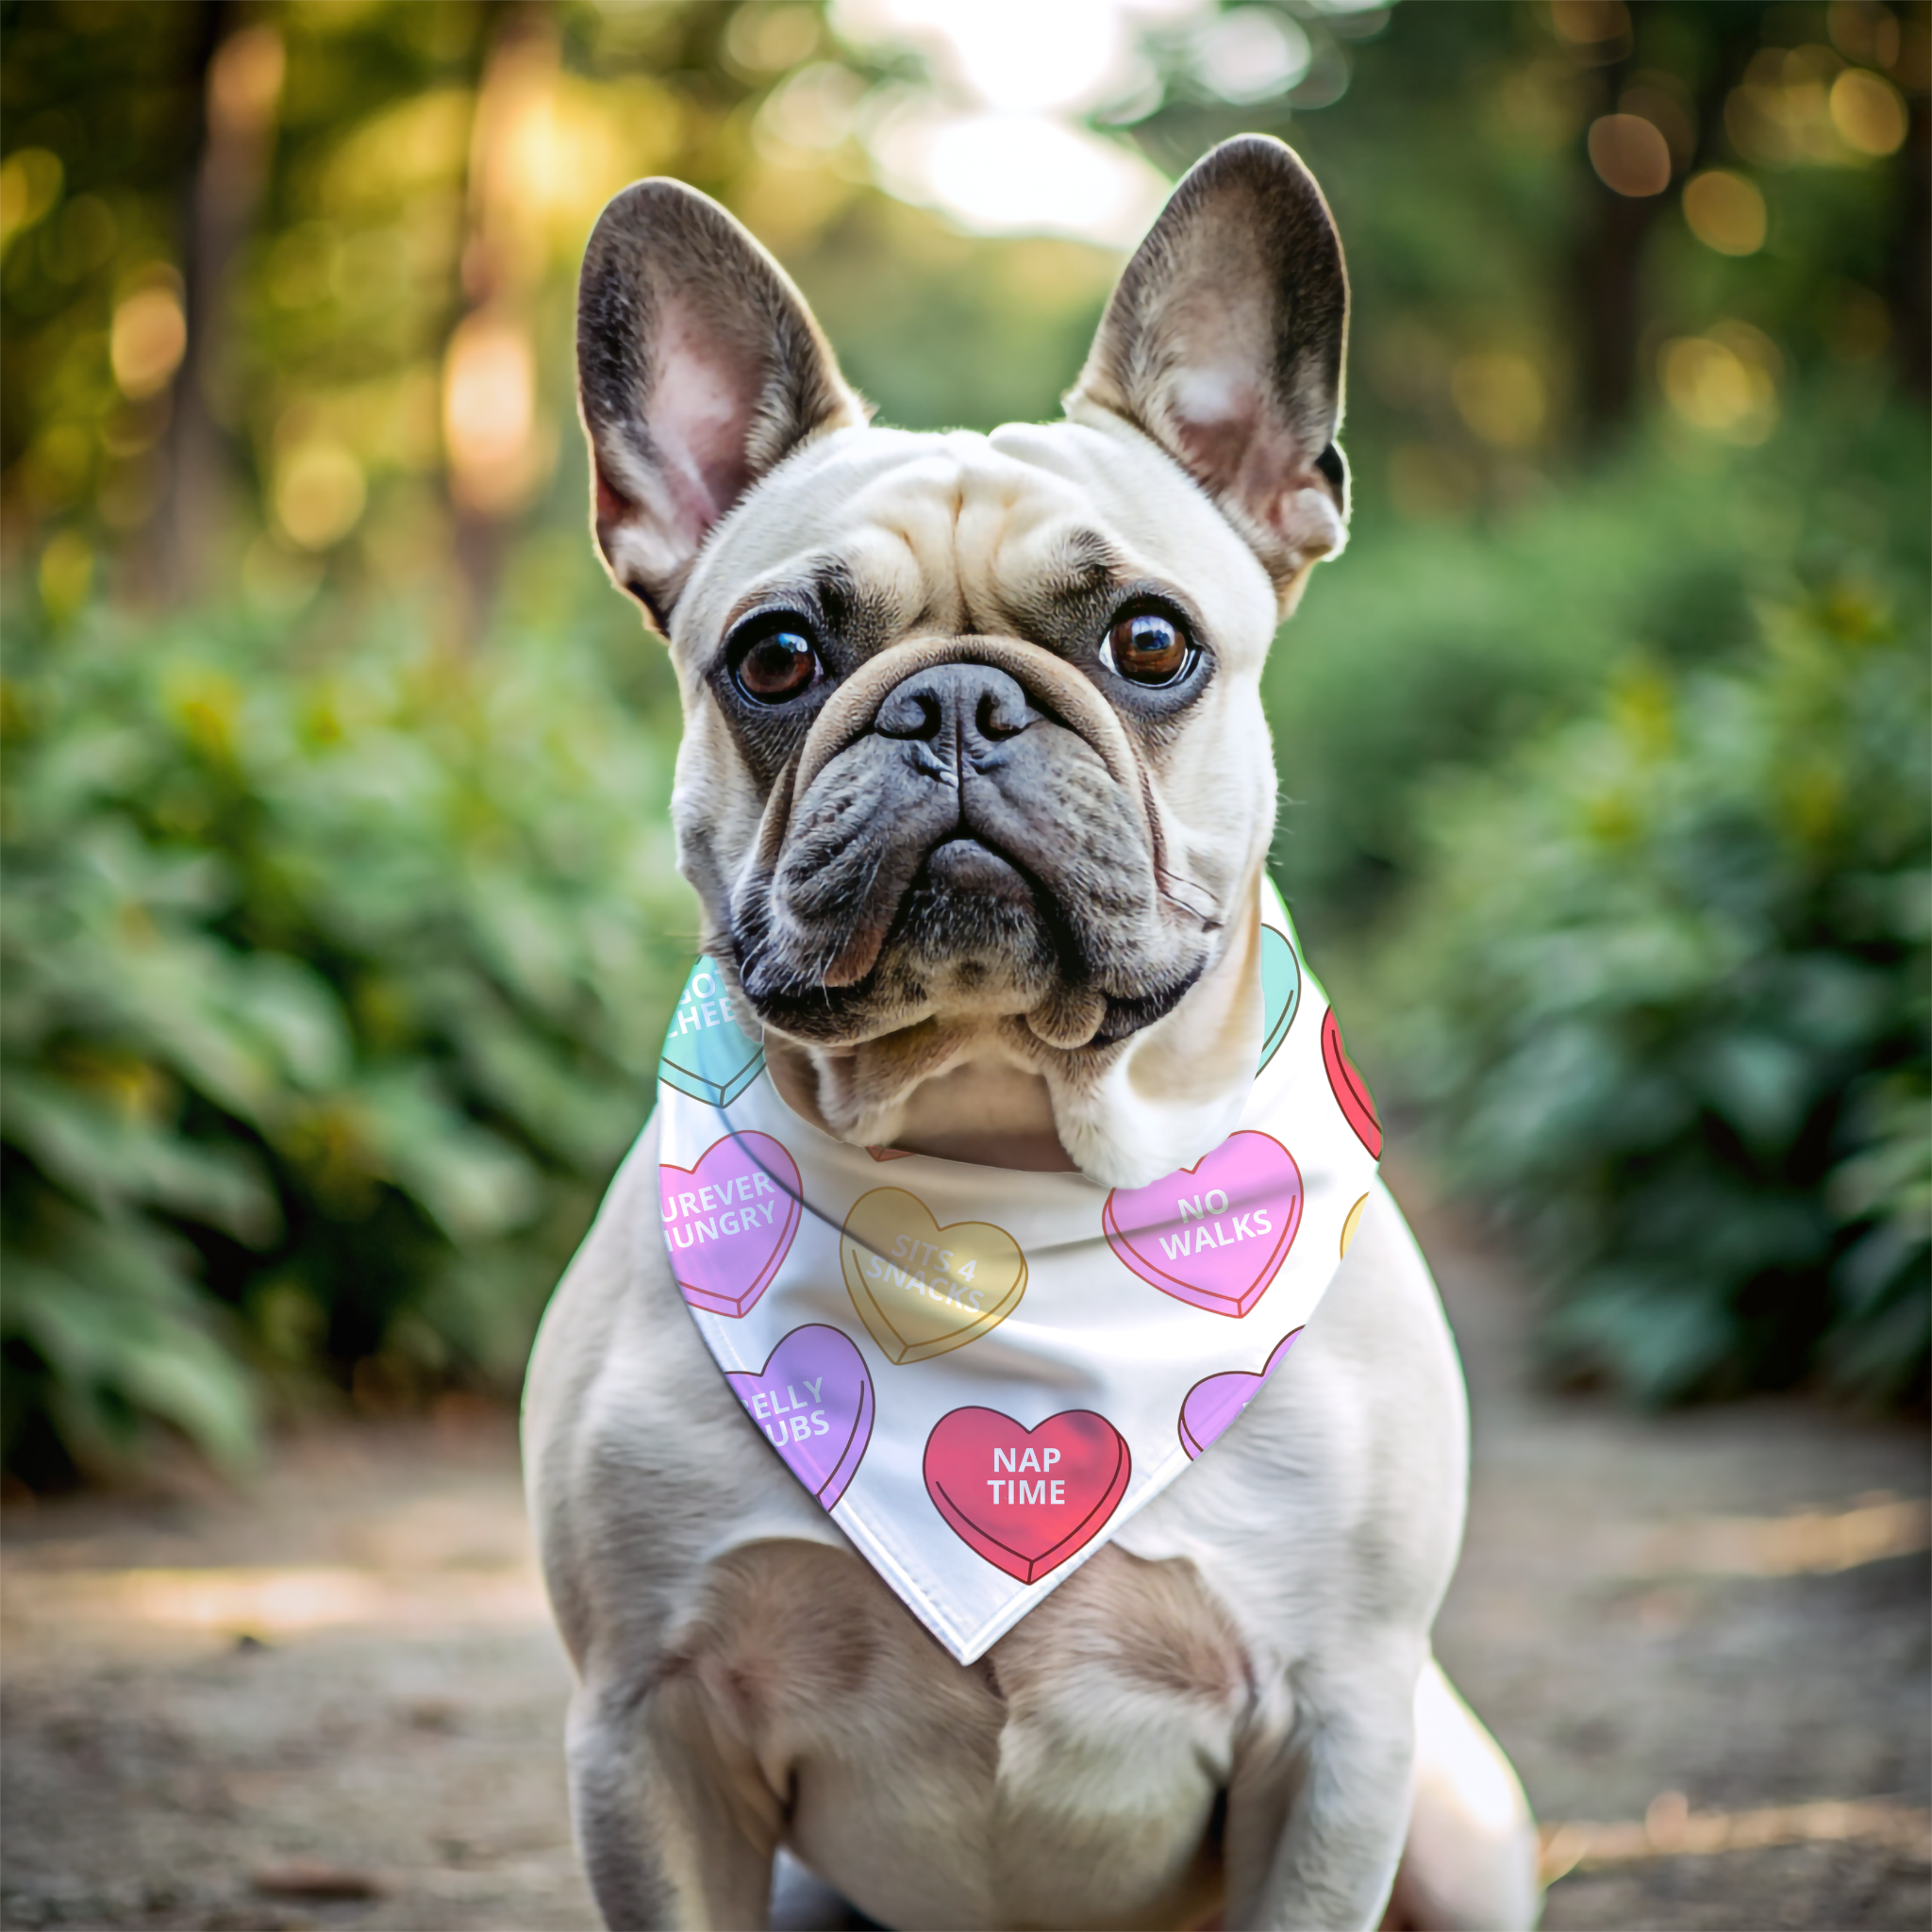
top-left (734, 627), bottom-right (820, 704)
top-left (1103, 611), bottom-right (1191, 687)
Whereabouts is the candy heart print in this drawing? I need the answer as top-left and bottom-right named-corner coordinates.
top-left (1341, 1191), bottom-right (1369, 1257)
top-left (650, 870), bottom-right (1379, 1662)
top-left (661, 1131), bottom-right (802, 1319)
top-left (727, 1324), bottom-right (874, 1509)
top-left (1258, 924), bottom-right (1300, 1073)
top-left (1104, 1131), bottom-right (1303, 1318)
top-left (1323, 1008), bottom-right (1381, 1158)
top-left (841, 1189), bottom-right (1026, 1364)
top-left (1178, 1328), bottom-right (1303, 1459)
top-left (658, 959), bottom-right (765, 1108)
top-left (924, 1407), bottom-right (1130, 1583)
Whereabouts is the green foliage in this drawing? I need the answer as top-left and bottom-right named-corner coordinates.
top-left (1377, 580), bottom-right (1929, 1406)
top-left (0, 554), bottom-right (692, 1479)
top-left (1270, 396), bottom-right (1930, 937)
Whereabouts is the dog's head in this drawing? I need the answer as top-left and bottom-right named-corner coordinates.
top-left (578, 135), bottom-right (1348, 1187)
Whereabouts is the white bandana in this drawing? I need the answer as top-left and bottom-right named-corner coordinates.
top-left (652, 881), bottom-right (1381, 1663)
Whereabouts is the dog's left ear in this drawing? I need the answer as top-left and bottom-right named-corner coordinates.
top-left (576, 179), bottom-right (868, 630)
top-left (1068, 135), bottom-right (1349, 591)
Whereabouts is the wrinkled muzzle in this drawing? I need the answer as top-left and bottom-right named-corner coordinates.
top-left (728, 638), bottom-right (1215, 1050)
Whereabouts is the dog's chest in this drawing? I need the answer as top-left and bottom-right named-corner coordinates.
top-left (685, 1540), bottom-right (1254, 1930)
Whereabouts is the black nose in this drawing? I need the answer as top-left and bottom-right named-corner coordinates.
top-left (874, 663), bottom-right (1039, 750)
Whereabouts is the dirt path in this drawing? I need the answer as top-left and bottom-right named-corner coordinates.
top-left (4, 1178), bottom-right (1926, 1931)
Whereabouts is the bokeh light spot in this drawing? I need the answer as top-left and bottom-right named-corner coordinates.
top-left (208, 25), bottom-right (286, 140)
top-left (1658, 322), bottom-right (1781, 444)
top-left (724, 2), bottom-right (822, 75)
top-left (109, 284), bottom-right (188, 399)
top-left (442, 313), bottom-right (541, 517)
top-left (1829, 68), bottom-right (1908, 155)
top-left (1827, 0), bottom-right (1903, 70)
top-left (757, 62), bottom-right (867, 153)
top-left (1682, 171), bottom-right (1767, 257)
top-left (866, 105), bottom-right (1169, 245)
top-left (0, 147), bottom-right (63, 254)
top-left (1589, 113), bottom-right (1673, 196)
top-left (1549, 0), bottom-right (1629, 49)
top-left (1728, 46), bottom-right (1858, 167)
top-left (275, 441), bottom-right (368, 550)
top-left (841, 0), bottom-right (1129, 114)
top-left (1194, 8), bottom-right (1312, 103)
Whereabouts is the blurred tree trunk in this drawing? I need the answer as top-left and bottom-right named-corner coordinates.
top-left (1574, 4), bottom-right (1786, 441)
top-left (1574, 186), bottom-right (1662, 433)
top-left (160, 3), bottom-right (283, 604)
top-left (444, 0), bottom-right (542, 638)
top-left (117, 0), bottom-right (216, 604)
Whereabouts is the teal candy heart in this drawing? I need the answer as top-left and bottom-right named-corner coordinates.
top-left (1258, 925), bottom-right (1300, 1074)
top-left (658, 960), bottom-right (765, 1108)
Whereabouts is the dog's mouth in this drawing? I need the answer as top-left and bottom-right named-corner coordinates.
top-left (884, 831), bottom-right (1061, 992)
top-left (733, 818), bottom-right (1211, 1055)
top-left (738, 824), bottom-right (1062, 1024)
top-left (917, 836), bottom-right (1037, 906)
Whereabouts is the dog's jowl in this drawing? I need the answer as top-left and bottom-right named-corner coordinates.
top-left (524, 135), bottom-right (1542, 1932)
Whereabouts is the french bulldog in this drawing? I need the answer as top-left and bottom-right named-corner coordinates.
top-left (523, 135), bottom-right (1540, 1931)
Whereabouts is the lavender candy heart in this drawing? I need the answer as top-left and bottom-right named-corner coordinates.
top-left (727, 1324), bottom-right (874, 1509)
top-left (1177, 1328), bottom-right (1303, 1460)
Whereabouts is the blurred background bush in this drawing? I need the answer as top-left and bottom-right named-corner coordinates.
top-left (2, 0), bottom-right (1925, 1485)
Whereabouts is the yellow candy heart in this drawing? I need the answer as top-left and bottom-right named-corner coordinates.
top-left (840, 1188), bottom-right (1027, 1365)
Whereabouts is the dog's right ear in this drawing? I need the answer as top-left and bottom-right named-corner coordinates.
top-left (1067, 135), bottom-right (1349, 594)
top-left (576, 180), bottom-right (866, 631)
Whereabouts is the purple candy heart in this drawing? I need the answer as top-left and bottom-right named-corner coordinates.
top-left (662, 1130), bottom-right (801, 1320)
top-left (727, 1324), bottom-right (874, 1510)
top-left (1177, 1328), bottom-right (1303, 1460)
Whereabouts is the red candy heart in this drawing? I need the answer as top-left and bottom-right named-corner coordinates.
top-left (923, 1407), bottom-right (1131, 1584)
top-left (1322, 1008), bottom-right (1381, 1158)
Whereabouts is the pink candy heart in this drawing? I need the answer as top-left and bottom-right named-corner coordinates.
top-left (1103, 1130), bottom-right (1303, 1319)
top-left (1178, 1328), bottom-right (1303, 1459)
top-left (728, 1324), bottom-right (874, 1510)
top-left (661, 1130), bottom-right (801, 1319)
